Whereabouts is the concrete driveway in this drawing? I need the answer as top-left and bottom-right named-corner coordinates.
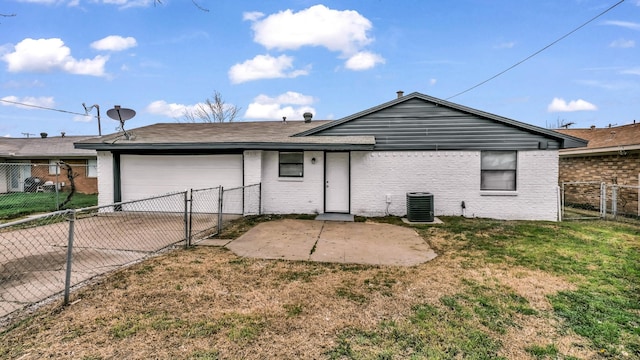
top-left (224, 219), bottom-right (437, 266)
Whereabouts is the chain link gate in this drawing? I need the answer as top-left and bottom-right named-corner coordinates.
top-left (561, 181), bottom-right (605, 220)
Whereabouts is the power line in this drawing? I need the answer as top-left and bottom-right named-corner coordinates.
top-left (0, 98), bottom-right (92, 117)
top-left (446, 0), bottom-right (626, 100)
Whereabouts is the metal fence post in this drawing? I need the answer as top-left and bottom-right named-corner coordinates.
top-left (55, 165), bottom-right (60, 210)
top-left (63, 210), bottom-right (76, 305)
top-left (184, 190), bottom-right (191, 248)
top-left (611, 185), bottom-right (618, 219)
top-left (600, 183), bottom-right (607, 219)
top-left (561, 183), bottom-right (565, 220)
top-left (258, 183), bottom-right (262, 215)
top-left (218, 186), bottom-right (224, 234)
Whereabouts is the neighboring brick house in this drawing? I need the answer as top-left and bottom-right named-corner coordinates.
top-left (0, 134), bottom-right (98, 194)
top-left (556, 123), bottom-right (640, 216)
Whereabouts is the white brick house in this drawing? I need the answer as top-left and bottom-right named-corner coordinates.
top-left (76, 92), bottom-right (586, 221)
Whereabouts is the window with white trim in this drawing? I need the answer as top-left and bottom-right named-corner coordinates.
top-left (481, 151), bottom-right (517, 191)
top-left (87, 159), bottom-right (97, 178)
top-left (49, 159), bottom-right (59, 175)
top-left (279, 152), bottom-right (304, 177)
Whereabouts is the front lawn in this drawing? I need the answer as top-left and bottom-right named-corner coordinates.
top-left (0, 192), bottom-right (98, 221)
top-left (1, 216), bottom-right (638, 359)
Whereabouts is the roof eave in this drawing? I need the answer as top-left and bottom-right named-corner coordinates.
top-left (74, 142), bottom-right (375, 151)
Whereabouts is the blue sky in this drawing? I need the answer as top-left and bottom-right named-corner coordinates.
top-left (1, 0), bottom-right (639, 137)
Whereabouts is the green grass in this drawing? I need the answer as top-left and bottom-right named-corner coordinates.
top-left (0, 192), bottom-right (97, 220)
top-left (327, 302), bottom-right (506, 359)
top-left (425, 217), bottom-right (640, 358)
top-left (326, 276), bottom-right (538, 359)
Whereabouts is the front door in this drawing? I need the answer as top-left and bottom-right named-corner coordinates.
top-left (325, 152), bottom-right (350, 213)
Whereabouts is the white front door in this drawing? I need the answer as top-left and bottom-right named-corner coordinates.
top-left (325, 152), bottom-right (350, 213)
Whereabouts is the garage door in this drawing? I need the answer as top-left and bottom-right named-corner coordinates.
top-left (120, 154), bottom-right (243, 201)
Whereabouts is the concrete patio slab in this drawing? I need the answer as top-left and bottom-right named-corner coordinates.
top-left (225, 219), bottom-right (437, 266)
top-left (401, 217), bottom-right (445, 225)
top-left (226, 219), bottom-right (323, 261)
top-left (314, 213), bottom-right (354, 222)
top-left (196, 239), bottom-right (232, 247)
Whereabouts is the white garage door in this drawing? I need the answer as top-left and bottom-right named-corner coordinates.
top-left (120, 154), bottom-right (243, 201)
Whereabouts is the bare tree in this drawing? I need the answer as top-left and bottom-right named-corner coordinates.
top-left (182, 91), bottom-right (240, 123)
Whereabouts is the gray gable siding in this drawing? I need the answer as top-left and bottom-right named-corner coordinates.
top-left (312, 98), bottom-right (561, 151)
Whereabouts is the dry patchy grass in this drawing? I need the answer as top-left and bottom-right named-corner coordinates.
top-left (1, 217), bottom-right (632, 359)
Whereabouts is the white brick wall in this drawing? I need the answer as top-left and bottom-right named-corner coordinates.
top-left (243, 150), bottom-right (262, 186)
top-left (351, 150), bottom-right (559, 221)
top-left (260, 150), bottom-right (324, 214)
top-left (243, 150), bottom-right (263, 214)
top-left (97, 151), bottom-right (113, 206)
top-left (98, 149), bottom-right (559, 221)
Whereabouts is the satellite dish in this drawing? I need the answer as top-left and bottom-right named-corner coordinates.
top-left (106, 105), bottom-right (136, 122)
top-left (106, 105), bottom-right (136, 140)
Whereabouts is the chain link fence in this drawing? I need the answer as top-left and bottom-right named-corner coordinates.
top-left (0, 162), bottom-right (97, 222)
top-left (561, 182), bottom-right (640, 220)
top-left (1, 183), bottom-right (260, 322)
top-left (189, 186), bottom-right (221, 242)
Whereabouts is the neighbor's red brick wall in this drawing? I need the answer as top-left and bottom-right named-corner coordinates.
top-left (30, 159), bottom-right (98, 194)
top-left (559, 151), bottom-right (639, 215)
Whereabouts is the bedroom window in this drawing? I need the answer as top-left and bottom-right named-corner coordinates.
top-left (481, 151), bottom-right (517, 191)
top-left (279, 152), bottom-right (304, 177)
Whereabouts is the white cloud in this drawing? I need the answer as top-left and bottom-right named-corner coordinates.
top-left (239, 5), bottom-right (384, 72)
top-left (91, 35), bottom-right (137, 51)
top-left (249, 5), bottom-right (373, 55)
top-left (2, 38), bottom-right (108, 76)
top-left (244, 92), bottom-right (316, 120)
top-left (494, 41), bottom-right (516, 49)
top-left (228, 54), bottom-right (309, 84)
top-left (73, 114), bottom-right (93, 123)
top-left (101, 0), bottom-right (154, 8)
top-left (15, 0), bottom-right (57, 3)
top-left (1, 95), bottom-right (54, 109)
top-left (145, 100), bottom-right (191, 118)
top-left (609, 38), bottom-right (635, 48)
top-left (243, 11), bottom-right (264, 21)
top-left (429, 78), bottom-right (437, 86)
top-left (621, 67), bottom-right (640, 75)
top-left (601, 20), bottom-right (640, 31)
top-left (344, 51), bottom-right (385, 71)
top-left (547, 97), bottom-right (597, 112)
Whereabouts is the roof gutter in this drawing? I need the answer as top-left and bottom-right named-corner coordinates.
top-left (74, 142), bottom-right (375, 151)
top-left (559, 144), bottom-right (640, 156)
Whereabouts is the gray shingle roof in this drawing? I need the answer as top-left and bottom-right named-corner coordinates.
top-left (75, 121), bottom-right (376, 151)
top-left (0, 136), bottom-right (97, 159)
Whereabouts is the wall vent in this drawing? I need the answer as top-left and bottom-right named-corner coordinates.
top-left (406, 192), bottom-right (434, 222)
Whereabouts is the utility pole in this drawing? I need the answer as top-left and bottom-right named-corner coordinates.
top-left (82, 103), bottom-right (102, 136)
